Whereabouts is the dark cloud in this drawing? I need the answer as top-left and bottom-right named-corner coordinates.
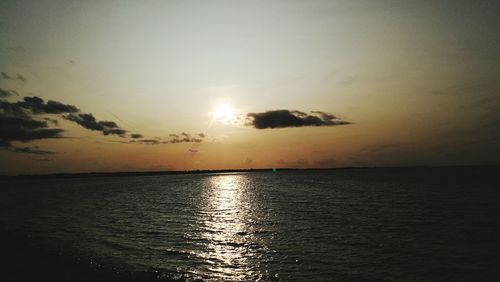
top-left (0, 95), bottom-right (122, 139)
top-left (0, 88), bottom-right (18, 98)
top-left (0, 96), bottom-right (79, 117)
top-left (127, 133), bottom-right (205, 145)
top-left (165, 132), bottom-right (204, 144)
top-left (11, 146), bottom-right (57, 155)
top-left (130, 139), bottom-right (161, 145)
top-left (1, 72), bottom-right (27, 82)
top-left (0, 115), bottom-right (64, 144)
top-left (188, 149), bottom-right (198, 153)
top-left (0, 99), bottom-right (30, 118)
top-left (0, 140), bottom-right (56, 155)
top-left (169, 135), bottom-right (203, 144)
top-left (64, 113), bottom-right (126, 136)
top-left (1, 95), bottom-right (126, 153)
top-left (1, 93), bottom-right (203, 154)
top-left (104, 128), bottom-right (127, 136)
top-left (18, 96), bottom-right (79, 114)
top-left (246, 110), bottom-right (350, 129)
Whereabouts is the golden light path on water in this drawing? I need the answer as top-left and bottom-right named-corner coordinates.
top-left (192, 174), bottom-right (267, 280)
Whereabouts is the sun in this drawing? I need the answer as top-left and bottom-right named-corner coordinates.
top-left (212, 103), bottom-right (236, 124)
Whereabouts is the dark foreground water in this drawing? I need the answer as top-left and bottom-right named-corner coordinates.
top-left (1, 167), bottom-right (499, 281)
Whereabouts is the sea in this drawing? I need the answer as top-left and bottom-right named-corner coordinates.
top-left (1, 167), bottom-right (499, 281)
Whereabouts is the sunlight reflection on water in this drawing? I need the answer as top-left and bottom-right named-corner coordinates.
top-left (195, 174), bottom-right (262, 280)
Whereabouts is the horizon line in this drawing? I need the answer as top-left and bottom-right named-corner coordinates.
top-left (1, 164), bottom-right (499, 180)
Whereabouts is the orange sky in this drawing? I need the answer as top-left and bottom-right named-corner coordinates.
top-left (1, 1), bottom-right (499, 175)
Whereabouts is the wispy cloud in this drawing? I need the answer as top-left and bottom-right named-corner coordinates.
top-left (0, 88), bottom-right (18, 98)
top-left (1, 72), bottom-right (27, 82)
top-left (11, 146), bottom-right (57, 155)
top-left (128, 133), bottom-right (206, 145)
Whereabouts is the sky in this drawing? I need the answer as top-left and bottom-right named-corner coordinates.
top-left (1, 0), bottom-right (499, 175)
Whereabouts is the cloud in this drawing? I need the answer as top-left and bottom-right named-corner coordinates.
top-left (0, 99), bottom-right (30, 118)
top-left (0, 96), bottom-right (79, 118)
top-left (188, 148), bottom-right (198, 153)
top-left (0, 140), bottom-right (53, 158)
top-left (64, 113), bottom-right (126, 136)
top-left (11, 146), bottom-right (57, 155)
top-left (0, 115), bottom-right (64, 144)
top-left (127, 133), bottom-right (206, 145)
top-left (18, 96), bottom-right (79, 114)
top-left (1, 72), bottom-right (27, 82)
top-left (246, 110), bottom-right (350, 129)
top-left (168, 134), bottom-right (203, 144)
top-left (130, 139), bottom-right (161, 145)
top-left (1, 95), bottom-right (126, 153)
top-left (0, 140), bottom-right (58, 155)
top-left (1, 93), bottom-right (205, 155)
top-left (0, 88), bottom-right (18, 98)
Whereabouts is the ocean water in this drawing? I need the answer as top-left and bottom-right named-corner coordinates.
top-left (1, 168), bottom-right (499, 281)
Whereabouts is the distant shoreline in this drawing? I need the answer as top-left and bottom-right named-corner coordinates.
top-left (1, 165), bottom-right (498, 180)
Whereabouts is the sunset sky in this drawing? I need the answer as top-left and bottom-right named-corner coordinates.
top-left (1, 0), bottom-right (499, 175)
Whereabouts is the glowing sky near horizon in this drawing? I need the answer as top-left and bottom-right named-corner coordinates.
top-left (0, 0), bottom-right (499, 174)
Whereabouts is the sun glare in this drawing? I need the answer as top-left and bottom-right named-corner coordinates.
top-left (212, 103), bottom-right (236, 124)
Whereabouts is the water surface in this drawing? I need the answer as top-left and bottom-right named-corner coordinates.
top-left (1, 168), bottom-right (499, 281)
